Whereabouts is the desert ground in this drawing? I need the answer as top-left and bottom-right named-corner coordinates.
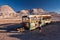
top-left (0, 21), bottom-right (60, 40)
top-left (0, 19), bottom-right (21, 24)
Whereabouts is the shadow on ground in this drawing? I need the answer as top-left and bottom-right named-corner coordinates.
top-left (0, 23), bottom-right (23, 32)
top-left (8, 21), bottom-right (60, 40)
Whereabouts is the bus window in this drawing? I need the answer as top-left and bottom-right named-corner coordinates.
top-left (22, 16), bottom-right (29, 22)
top-left (43, 16), bottom-right (51, 20)
top-left (31, 17), bottom-right (37, 20)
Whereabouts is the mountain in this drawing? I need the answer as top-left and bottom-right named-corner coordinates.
top-left (17, 8), bottom-right (45, 15)
top-left (30, 8), bottom-right (45, 15)
top-left (47, 12), bottom-right (60, 21)
top-left (0, 5), bottom-right (17, 18)
top-left (17, 10), bottom-right (30, 16)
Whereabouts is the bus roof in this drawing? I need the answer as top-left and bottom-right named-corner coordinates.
top-left (28, 15), bottom-right (51, 17)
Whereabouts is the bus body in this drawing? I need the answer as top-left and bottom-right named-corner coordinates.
top-left (22, 15), bottom-right (51, 30)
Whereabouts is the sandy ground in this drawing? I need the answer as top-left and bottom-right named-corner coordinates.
top-left (0, 19), bottom-right (21, 24)
top-left (0, 21), bottom-right (60, 40)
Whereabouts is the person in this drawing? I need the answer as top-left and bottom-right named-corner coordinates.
top-left (38, 20), bottom-right (42, 32)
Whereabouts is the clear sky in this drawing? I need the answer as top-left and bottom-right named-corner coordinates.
top-left (0, 0), bottom-right (60, 13)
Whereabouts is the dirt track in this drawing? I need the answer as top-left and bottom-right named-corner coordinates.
top-left (0, 21), bottom-right (60, 40)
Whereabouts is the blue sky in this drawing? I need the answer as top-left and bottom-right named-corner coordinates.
top-left (0, 0), bottom-right (60, 13)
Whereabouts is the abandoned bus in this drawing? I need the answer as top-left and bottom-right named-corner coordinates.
top-left (22, 15), bottom-right (51, 30)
